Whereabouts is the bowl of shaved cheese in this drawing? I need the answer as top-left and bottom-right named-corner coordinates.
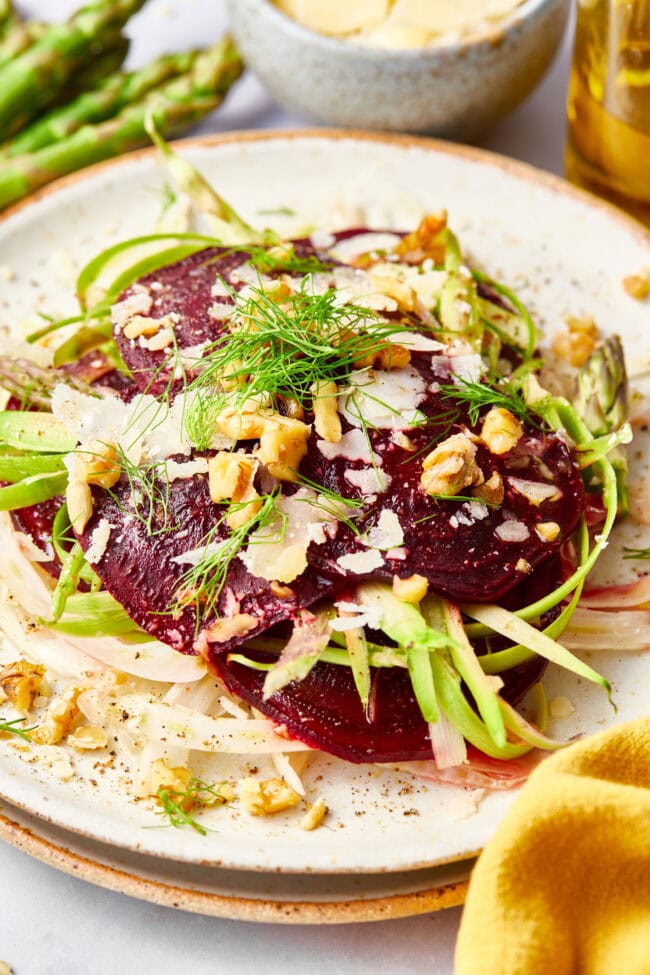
top-left (227, 0), bottom-right (569, 139)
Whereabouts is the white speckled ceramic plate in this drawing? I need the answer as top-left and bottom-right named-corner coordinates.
top-left (0, 132), bottom-right (649, 884)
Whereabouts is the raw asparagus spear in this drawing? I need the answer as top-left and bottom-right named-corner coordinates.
top-left (0, 0), bottom-right (13, 32)
top-left (0, 20), bottom-right (46, 70)
top-left (0, 0), bottom-right (146, 140)
top-left (4, 49), bottom-right (199, 158)
top-left (61, 32), bottom-right (130, 101)
top-left (575, 335), bottom-right (630, 515)
top-left (0, 37), bottom-right (243, 211)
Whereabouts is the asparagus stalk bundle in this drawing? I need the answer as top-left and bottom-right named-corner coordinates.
top-left (0, 37), bottom-right (243, 211)
top-left (4, 49), bottom-right (199, 158)
top-left (0, 0), bottom-right (146, 140)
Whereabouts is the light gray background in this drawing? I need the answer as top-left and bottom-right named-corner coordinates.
top-left (0, 1), bottom-right (573, 972)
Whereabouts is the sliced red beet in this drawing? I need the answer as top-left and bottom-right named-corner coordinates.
top-left (112, 238), bottom-right (338, 396)
top-left (208, 556), bottom-right (559, 762)
top-left (10, 496), bottom-right (63, 578)
top-left (77, 470), bottom-right (345, 652)
top-left (211, 648), bottom-right (546, 764)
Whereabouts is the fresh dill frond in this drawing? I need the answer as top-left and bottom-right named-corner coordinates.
top-left (173, 491), bottom-right (281, 619)
top-left (622, 546), bottom-right (650, 560)
top-left (155, 777), bottom-right (234, 836)
top-left (0, 718), bottom-right (37, 742)
top-left (185, 282), bottom-right (410, 445)
top-left (293, 472), bottom-right (363, 534)
top-left (247, 244), bottom-right (333, 276)
top-left (438, 377), bottom-right (535, 427)
top-left (111, 450), bottom-right (179, 537)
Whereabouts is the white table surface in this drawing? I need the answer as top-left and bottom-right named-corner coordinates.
top-left (0, 2), bottom-right (574, 972)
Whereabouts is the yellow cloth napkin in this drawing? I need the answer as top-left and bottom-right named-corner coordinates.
top-left (455, 718), bottom-right (650, 975)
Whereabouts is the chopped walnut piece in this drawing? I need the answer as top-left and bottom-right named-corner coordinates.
top-left (311, 380), bottom-right (342, 443)
top-left (368, 269), bottom-right (417, 312)
top-left (353, 340), bottom-right (411, 371)
top-left (515, 558), bottom-right (532, 574)
top-left (536, 521), bottom-right (561, 542)
top-left (270, 580), bottom-right (295, 599)
top-left (623, 269), bottom-right (650, 301)
top-left (552, 315), bottom-right (599, 367)
top-left (150, 758), bottom-right (193, 810)
top-left (208, 453), bottom-right (262, 529)
top-left (395, 211), bottom-right (448, 264)
top-left (300, 796), bottom-right (328, 831)
top-left (480, 408), bottom-right (523, 455)
top-left (420, 433), bottom-right (483, 497)
top-left (392, 574), bottom-right (429, 604)
top-left (77, 440), bottom-right (121, 489)
top-left (238, 777), bottom-right (301, 816)
top-left (66, 478), bottom-right (94, 533)
top-left (255, 415), bottom-right (311, 482)
top-left (199, 613), bottom-right (258, 647)
top-left (32, 685), bottom-right (82, 745)
top-left (67, 726), bottom-right (108, 751)
top-left (473, 471), bottom-right (504, 506)
top-left (0, 661), bottom-right (46, 714)
top-left (66, 440), bottom-right (121, 533)
top-left (141, 327), bottom-right (174, 351)
top-left (122, 314), bottom-right (168, 340)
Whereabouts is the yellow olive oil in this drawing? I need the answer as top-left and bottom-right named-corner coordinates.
top-left (566, 0), bottom-right (650, 225)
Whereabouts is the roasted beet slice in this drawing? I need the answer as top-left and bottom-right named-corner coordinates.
top-left (209, 556), bottom-right (558, 762)
top-left (113, 247), bottom-right (249, 394)
top-left (299, 355), bottom-right (584, 603)
top-left (10, 496), bottom-right (63, 578)
top-left (77, 471), bottom-right (344, 653)
top-left (112, 238), bottom-right (339, 395)
top-left (211, 649), bottom-right (546, 764)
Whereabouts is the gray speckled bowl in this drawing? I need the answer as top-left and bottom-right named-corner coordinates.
top-left (226, 0), bottom-right (570, 140)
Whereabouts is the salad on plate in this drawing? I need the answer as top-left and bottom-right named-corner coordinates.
top-left (0, 130), bottom-right (640, 834)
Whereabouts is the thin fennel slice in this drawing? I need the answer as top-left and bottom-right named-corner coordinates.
top-left (99, 693), bottom-right (311, 754)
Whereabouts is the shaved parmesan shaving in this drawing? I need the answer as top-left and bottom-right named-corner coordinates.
top-left (84, 518), bottom-right (113, 565)
top-left (344, 466), bottom-right (391, 495)
top-left (329, 232), bottom-right (402, 262)
top-left (365, 508), bottom-right (404, 549)
top-left (111, 289), bottom-right (152, 330)
top-left (51, 385), bottom-right (231, 465)
top-left (239, 488), bottom-right (331, 583)
top-left (331, 600), bottom-right (383, 631)
top-left (171, 538), bottom-right (228, 567)
top-left (310, 229), bottom-right (336, 249)
top-left (164, 458), bottom-right (209, 481)
top-left (340, 366), bottom-right (427, 430)
top-left (336, 548), bottom-right (385, 573)
top-left (208, 301), bottom-right (233, 321)
top-left (508, 477), bottom-right (560, 506)
top-left (449, 353), bottom-right (483, 385)
top-left (495, 520), bottom-right (530, 542)
top-left (318, 427), bottom-right (380, 464)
